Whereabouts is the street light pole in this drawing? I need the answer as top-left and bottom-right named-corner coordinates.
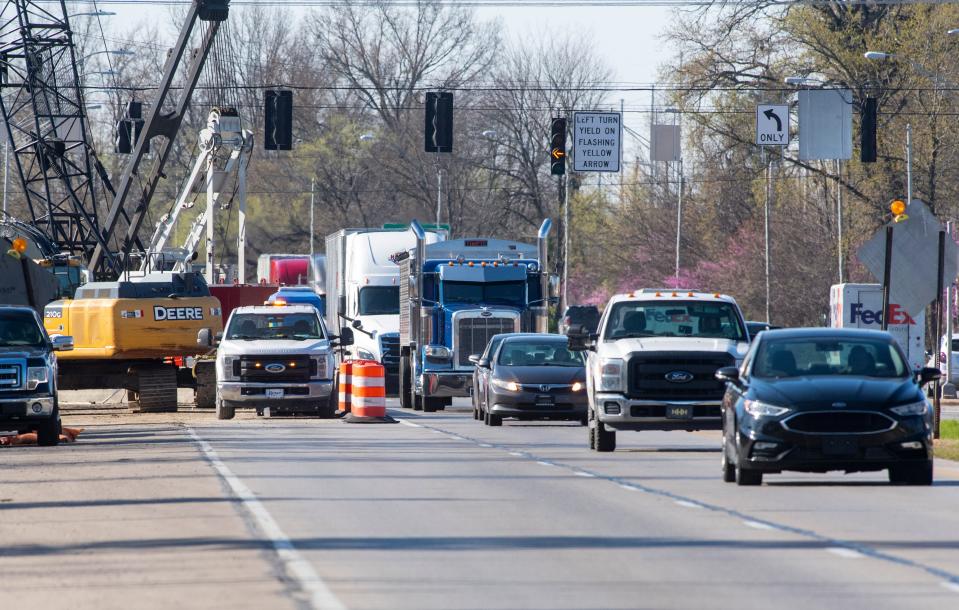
top-left (836, 159), bottom-right (843, 284)
top-left (309, 177), bottom-right (315, 285)
top-left (906, 123), bottom-right (913, 205)
top-left (675, 159), bottom-right (683, 283)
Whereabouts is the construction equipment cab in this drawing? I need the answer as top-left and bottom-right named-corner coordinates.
top-left (0, 306), bottom-right (73, 446)
top-left (212, 303), bottom-right (353, 420)
top-left (43, 271), bottom-right (222, 412)
top-left (569, 290), bottom-right (750, 452)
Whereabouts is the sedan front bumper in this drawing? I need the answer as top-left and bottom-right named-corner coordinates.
top-left (738, 414), bottom-right (933, 474)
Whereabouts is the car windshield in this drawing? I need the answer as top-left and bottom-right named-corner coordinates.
top-left (359, 286), bottom-right (399, 315)
top-left (0, 311), bottom-right (46, 347)
top-left (497, 341), bottom-right (585, 367)
top-left (227, 313), bottom-right (324, 340)
top-left (443, 281), bottom-right (525, 306)
top-left (604, 300), bottom-right (746, 341)
top-left (753, 337), bottom-right (909, 379)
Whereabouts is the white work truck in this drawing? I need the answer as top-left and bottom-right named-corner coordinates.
top-left (325, 227), bottom-right (444, 393)
top-left (569, 289), bottom-right (751, 452)
top-left (212, 303), bottom-right (351, 419)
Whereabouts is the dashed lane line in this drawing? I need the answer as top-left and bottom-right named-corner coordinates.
top-left (390, 413), bottom-right (959, 593)
top-left (187, 428), bottom-right (348, 610)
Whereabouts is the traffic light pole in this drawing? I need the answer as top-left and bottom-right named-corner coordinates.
top-left (561, 173), bottom-right (569, 315)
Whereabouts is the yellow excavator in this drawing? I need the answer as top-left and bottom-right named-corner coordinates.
top-left (44, 271), bottom-right (221, 412)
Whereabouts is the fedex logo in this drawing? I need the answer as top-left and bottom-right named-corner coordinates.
top-left (849, 303), bottom-right (916, 326)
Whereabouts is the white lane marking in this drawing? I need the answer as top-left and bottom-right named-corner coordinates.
top-left (398, 420), bottom-right (420, 428)
top-left (941, 581), bottom-right (959, 593)
top-left (743, 520), bottom-right (777, 531)
top-left (537, 461), bottom-right (555, 467)
top-left (509, 452), bottom-right (524, 457)
top-left (827, 547), bottom-right (865, 559)
top-left (674, 500), bottom-right (702, 509)
top-left (478, 443), bottom-right (493, 448)
top-left (187, 428), bottom-right (347, 610)
top-left (430, 430), bottom-right (444, 434)
top-left (574, 471), bottom-right (597, 478)
top-left (618, 483), bottom-right (641, 491)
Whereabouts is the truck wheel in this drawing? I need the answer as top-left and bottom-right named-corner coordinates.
top-left (215, 394), bottom-right (235, 420)
top-left (318, 400), bottom-right (335, 419)
top-left (36, 411), bottom-right (60, 447)
top-left (413, 394), bottom-right (423, 411)
top-left (133, 365), bottom-right (178, 413)
top-left (889, 460), bottom-right (933, 485)
top-left (487, 411), bottom-right (502, 426)
top-left (399, 356), bottom-right (412, 409)
top-left (594, 421), bottom-right (616, 452)
top-left (194, 361), bottom-right (216, 409)
top-left (422, 396), bottom-right (442, 413)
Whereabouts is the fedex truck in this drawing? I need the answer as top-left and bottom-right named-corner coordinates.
top-left (829, 283), bottom-right (925, 370)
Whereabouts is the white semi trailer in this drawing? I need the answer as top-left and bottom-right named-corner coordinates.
top-left (325, 227), bottom-right (444, 393)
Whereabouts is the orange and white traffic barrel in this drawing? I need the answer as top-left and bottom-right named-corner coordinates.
top-left (337, 360), bottom-right (353, 414)
top-left (351, 361), bottom-right (386, 418)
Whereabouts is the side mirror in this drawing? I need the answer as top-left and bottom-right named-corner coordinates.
top-left (337, 327), bottom-right (355, 347)
top-left (338, 294), bottom-right (347, 316)
top-left (567, 324), bottom-right (595, 352)
top-left (468, 354), bottom-right (480, 365)
top-left (715, 366), bottom-right (740, 384)
top-left (51, 335), bottom-right (74, 352)
top-left (197, 328), bottom-right (215, 347)
top-left (918, 366), bottom-right (942, 386)
top-left (477, 357), bottom-right (490, 368)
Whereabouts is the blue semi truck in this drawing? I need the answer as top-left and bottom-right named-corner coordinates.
top-left (396, 219), bottom-right (553, 411)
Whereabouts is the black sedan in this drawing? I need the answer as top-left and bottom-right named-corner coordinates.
top-left (472, 334), bottom-right (587, 426)
top-left (717, 328), bottom-right (939, 486)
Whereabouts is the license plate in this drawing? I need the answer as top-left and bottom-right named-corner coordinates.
top-left (666, 405), bottom-right (694, 419)
top-left (535, 395), bottom-right (554, 407)
top-left (265, 389), bottom-right (284, 399)
top-left (822, 437), bottom-right (858, 456)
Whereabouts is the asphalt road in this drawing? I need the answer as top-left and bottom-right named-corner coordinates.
top-left (190, 399), bottom-right (959, 610)
top-left (5, 398), bottom-right (959, 609)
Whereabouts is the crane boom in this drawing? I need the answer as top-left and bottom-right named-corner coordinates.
top-left (88, 0), bottom-right (231, 279)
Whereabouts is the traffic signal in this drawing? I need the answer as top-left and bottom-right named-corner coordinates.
top-left (424, 92), bottom-right (453, 153)
top-left (550, 117), bottom-right (567, 176)
top-left (861, 97), bottom-right (877, 163)
top-left (264, 89), bottom-right (293, 151)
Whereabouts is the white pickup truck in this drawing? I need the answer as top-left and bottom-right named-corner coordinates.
top-left (569, 289), bottom-right (750, 452)
top-left (213, 304), bottom-right (351, 419)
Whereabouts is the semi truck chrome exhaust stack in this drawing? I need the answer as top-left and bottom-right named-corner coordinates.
top-left (410, 219), bottom-right (426, 346)
top-left (537, 218), bottom-right (552, 333)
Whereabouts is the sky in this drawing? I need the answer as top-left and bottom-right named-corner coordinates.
top-left (71, 1), bottom-right (681, 159)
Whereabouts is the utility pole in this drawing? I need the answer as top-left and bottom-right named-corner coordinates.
top-left (906, 123), bottom-right (913, 205)
top-left (436, 168), bottom-right (443, 228)
top-left (945, 222), bottom-right (956, 399)
top-left (674, 159), bottom-right (683, 283)
top-left (204, 155), bottom-right (216, 283)
top-left (309, 177), bottom-right (315, 286)
top-left (836, 159), bottom-right (843, 284)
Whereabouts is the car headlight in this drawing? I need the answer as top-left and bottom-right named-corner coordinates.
top-left (355, 348), bottom-right (377, 361)
top-left (744, 400), bottom-right (790, 417)
top-left (571, 381), bottom-right (584, 392)
top-left (491, 378), bottom-right (521, 392)
top-left (220, 356), bottom-right (238, 380)
top-left (597, 357), bottom-right (623, 392)
top-left (26, 366), bottom-right (49, 390)
top-left (311, 354), bottom-right (332, 380)
top-left (891, 400), bottom-right (930, 417)
top-left (425, 345), bottom-right (452, 360)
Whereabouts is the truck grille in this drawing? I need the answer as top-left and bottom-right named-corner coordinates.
top-left (456, 316), bottom-right (516, 367)
top-left (0, 362), bottom-right (23, 391)
top-left (627, 351), bottom-right (733, 401)
top-left (782, 411), bottom-right (896, 434)
top-left (236, 355), bottom-right (313, 383)
top-left (380, 333), bottom-right (400, 370)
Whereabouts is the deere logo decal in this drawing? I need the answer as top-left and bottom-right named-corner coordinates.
top-left (153, 306), bottom-right (204, 321)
